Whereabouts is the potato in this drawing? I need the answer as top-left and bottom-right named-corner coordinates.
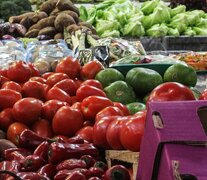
top-left (20, 16), bottom-right (34, 29)
top-left (29, 16), bottom-right (56, 31)
top-left (32, 11), bottom-right (48, 24)
top-left (40, 0), bottom-right (58, 15)
top-left (54, 33), bottom-right (64, 39)
top-left (0, 139), bottom-right (17, 157)
top-left (56, 0), bottom-right (80, 15)
top-left (59, 10), bottom-right (79, 23)
top-left (38, 26), bottom-right (56, 37)
top-left (55, 13), bottom-right (75, 32)
top-left (50, 8), bottom-right (60, 16)
top-left (9, 12), bottom-right (35, 24)
top-left (25, 29), bottom-right (39, 38)
top-left (66, 24), bottom-right (79, 34)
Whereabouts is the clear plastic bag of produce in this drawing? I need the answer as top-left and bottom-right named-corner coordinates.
top-left (0, 39), bottom-right (27, 69)
top-left (98, 37), bottom-right (146, 61)
top-left (26, 39), bottom-right (73, 63)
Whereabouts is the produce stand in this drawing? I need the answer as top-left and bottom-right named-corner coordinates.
top-left (0, 0), bottom-right (207, 179)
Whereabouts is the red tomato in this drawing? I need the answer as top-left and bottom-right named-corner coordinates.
top-left (1, 81), bottom-right (22, 93)
top-left (52, 106), bottom-right (84, 136)
top-left (32, 119), bottom-right (53, 138)
top-left (53, 79), bottom-right (77, 96)
top-left (42, 72), bottom-right (54, 79)
top-left (29, 77), bottom-right (47, 84)
top-left (119, 111), bottom-right (146, 152)
top-left (28, 63), bottom-right (40, 77)
top-left (12, 98), bottom-right (43, 125)
top-left (76, 126), bottom-right (93, 143)
top-left (0, 108), bottom-right (14, 130)
top-left (0, 69), bottom-right (8, 77)
top-left (147, 82), bottom-right (195, 105)
top-left (81, 80), bottom-right (103, 90)
top-left (80, 60), bottom-right (104, 80)
top-left (0, 89), bottom-right (22, 110)
top-left (74, 79), bottom-right (83, 89)
top-left (71, 96), bottom-right (78, 105)
top-left (22, 81), bottom-right (49, 101)
top-left (7, 61), bottom-right (31, 83)
top-left (113, 102), bottom-right (130, 116)
top-left (55, 57), bottom-right (81, 79)
top-left (76, 85), bottom-right (106, 102)
top-left (199, 89), bottom-right (207, 100)
top-left (106, 117), bottom-right (126, 150)
top-left (95, 106), bottom-right (124, 122)
top-left (46, 73), bottom-right (69, 87)
top-left (83, 120), bottom-right (94, 127)
top-left (71, 102), bottom-right (81, 111)
top-left (0, 75), bottom-right (9, 86)
top-left (93, 116), bottom-right (119, 149)
top-left (41, 100), bottom-right (68, 121)
top-left (81, 96), bottom-right (113, 121)
top-left (7, 122), bottom-right (29, 146)
top-left (46, 87), bottom-right (71, 105)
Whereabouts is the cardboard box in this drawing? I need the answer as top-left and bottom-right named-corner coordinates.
top-left (137, 100), bottom-right (207, 180)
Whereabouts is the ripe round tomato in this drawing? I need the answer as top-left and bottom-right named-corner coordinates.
top-left (106, 118), bottom-right (126, 150)
top-left (93, 116), bottom-right (119, 149)
top-left (42, 72), bottom-right (54, 79)
top-left (119, 111), bottom-right (146, 152)
top-left (81, 80), bottom-right (103, 90)
top-left (81, 96), bottom-right (113, 121)
top-left (0, 89), bottom-right (22, 110)
top-left (76, 126), bottom-right (93, 143)
top-left (71, 102), bottom-right (81, 111)
top-left (76, 85), bottom-right (106, 102)
top-left (46, 73), bottom-right (69, 87)
top-left (12, 98), bottom-right (43, 125)
top-left (53, 79), bottom-right (77, 96)
top-left (46, 87), bottom-right (71, 105)
top-left (41, 100), bottom-right (68, 121)
top-left (95, 106), bottom-right (124, 122)
top-left (1, 81), bottom-right (22, 93)
top-left (0, 75), bottom-right (9, 86)
top-left (7, 61), bottom-right (31, 83)
top-left (55, 57), bottom-right (81, 79)
top-left (147, 82), bottom-right (196, 105)
top-left (0, 108), bottom-right (15, 130)
top-left (0, 69), bottom-right (8, 77)
top-left (113, 102), bottom-right (130, 116)
top-left (28, 63), bottom-right (40, 77)
top-left (32, 119), bottom-right (53, 138)
top-left (80, 60), bottom-right (104, 80)
top-left (22, 81), bottom-right (49, 101)
top-left (52, 106), bottom-right (84, 136)
top-left (7, 122), bottom-right (29, 146)
top-left (29, 77), bottom-right (47, 84)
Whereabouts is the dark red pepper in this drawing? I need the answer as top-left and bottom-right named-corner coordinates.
top-left (20, 155), bottom-right (46, 171)
top-left (94, 161), bottom-right (108, 172)
top-left (80, 155), bottom-right (96, 168)
top-left (65, 171), bottom-right (86, 180)
top-left (56, 159), bottom-right (87, 171)
top-left (3, 148), bottom-right (31, 160)
top-left (54, 168), bottom-right (91, 180)
top-left (18, 129), bottom-right (48, 149)
top-left (103, 165), bottom-right (130, 180)
top-left (16, 172), bottom-right (50, 180)
top-left (33, 141), bottom-right (50, 161)
top-left (0, 160), bottom-right (21, 180)
top-left (89, 167), bottom-right (104, 178)
top-left (48, 142), bottom-right (98, 164)
top-left (67, 136), bottom-right (85, 144)
top-left (37, 164), bottom-right (57, 179)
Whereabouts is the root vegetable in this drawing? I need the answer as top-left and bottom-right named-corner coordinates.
top-left (54, 33), bottom-right (64, 39)
top-left (25, 29), bottom-right (39, 38)
top-left (56, 0), bottom-right (80, 16)
top-left (58, 10), bottom-right (79, 23)
top-left (40, 0), bottom-right (58, 15)
top-left (9, 12), bottom-right (36, 23)
top-left (55, 13), bottom-right (75, 32)
top-left (38, 26), bottom-right (56, 37)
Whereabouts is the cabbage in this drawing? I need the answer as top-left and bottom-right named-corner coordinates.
top-left (122, 21), bottom-right (145, 37)
top-left (167, 28), bottom-right (180, 36)
top-left (100, 30), bottom-right (120, 38)
top-left (170, 5), bottom-right (186, 17)
top-left (184, 28), bottom-right (196, 36)
top-left (96, 20), bottom-right (120, 35)
top-left (193, 27), bottom-right (207, 35)
top-left (141, 0), bottom-right (160, 15)
top-left (146, 23), bottom-right (168, 37)
top-left (170, 13), bottom-right (188, 33)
